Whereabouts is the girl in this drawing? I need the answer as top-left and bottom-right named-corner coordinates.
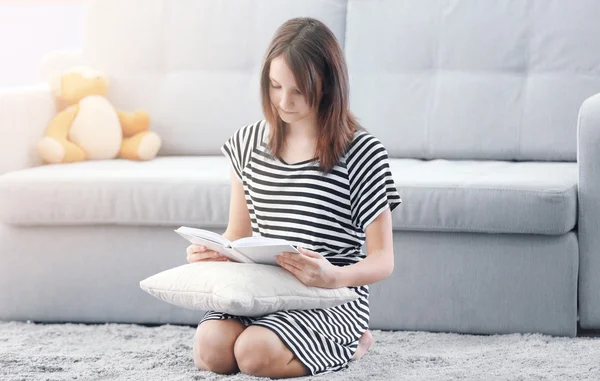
top-left (186, 17), bottom-right (401, 378)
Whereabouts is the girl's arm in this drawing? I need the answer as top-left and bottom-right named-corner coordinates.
top-left (332, 208), bottom-right (395, 288)
top-left (276, 207), bottom-right (395, 288)
top-left (222, 168), bottom-right (253, 241)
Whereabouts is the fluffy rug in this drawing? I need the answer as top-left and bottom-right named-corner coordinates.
top-left (1, 321), bottom-right (599, 381)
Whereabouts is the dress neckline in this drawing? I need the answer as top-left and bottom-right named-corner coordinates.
top-left (261, 122), bottom-right (319, 166)
top-left (276, 156), bottom-right (319, 166)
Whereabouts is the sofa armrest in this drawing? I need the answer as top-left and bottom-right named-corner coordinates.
top-left (0, 84), bottom-right (56, 176)
top-left (577, 92), bottom-right (600, 329)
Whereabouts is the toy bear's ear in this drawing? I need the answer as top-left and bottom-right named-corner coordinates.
top-left (38, 50), bottom-right (86, 97)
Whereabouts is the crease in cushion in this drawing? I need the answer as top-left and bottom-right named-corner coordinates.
top-left (139, 262), bottom-right (359, 316)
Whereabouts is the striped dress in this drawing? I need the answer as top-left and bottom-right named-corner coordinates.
top-left (201, 119), bottom-right (401, 375)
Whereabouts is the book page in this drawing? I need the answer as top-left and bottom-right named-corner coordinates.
top-left (174, 227), bottom-right (253, 264)
top-left (175, 226), bottom-right (231, 246)
top-left (232, 242), bottom-right (301, 266)
top-left (232, 236), bottom-right (295, 247)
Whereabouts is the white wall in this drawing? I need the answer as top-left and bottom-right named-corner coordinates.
top-left (0, 2), bottom-right (84, 87)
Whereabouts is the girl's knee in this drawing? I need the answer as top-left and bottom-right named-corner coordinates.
top-left (233, 326), bottom-right (290, 377)
top-left (234, 336), bottom-right (272, 376)
top-left (193, 342), bottom-right (236, 374)
top-left (193, 320), bottom-right (245, 374)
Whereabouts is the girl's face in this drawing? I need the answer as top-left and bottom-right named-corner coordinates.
top-left (268, 56), bottom-right (315, 125)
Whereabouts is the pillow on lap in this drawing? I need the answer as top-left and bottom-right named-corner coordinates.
top-left (139, 262), bottom-right (359, 316)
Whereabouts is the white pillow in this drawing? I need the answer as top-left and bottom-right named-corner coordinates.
top-left (139, 262), bottom-right (359, 316)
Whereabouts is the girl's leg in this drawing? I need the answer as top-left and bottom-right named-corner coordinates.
top-left (352, 329), bottom-right (373, 361)
top-left (193, 319), bottom-right (246, 374)
top-left (233, 326), bottom-right (309, 379)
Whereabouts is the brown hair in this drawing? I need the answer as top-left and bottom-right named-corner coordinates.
top-left (260, 17), bottom-right (363, 172)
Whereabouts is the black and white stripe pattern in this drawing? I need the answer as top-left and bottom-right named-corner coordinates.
top-left (202, 120), bottom-right (401, 375)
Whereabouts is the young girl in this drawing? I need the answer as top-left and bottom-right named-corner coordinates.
top-left (186, 17), bottom-right (401, 378)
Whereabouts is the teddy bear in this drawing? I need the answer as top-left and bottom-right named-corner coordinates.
top-left (36, 66), bottom-right (161, 164)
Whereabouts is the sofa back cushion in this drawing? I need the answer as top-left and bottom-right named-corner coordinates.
top-left (81, 0), bottom-right (347, 156)
top-left (345, 0), bottom-right (600, 161)
top-left (81, 0), bottom-right (600, 161)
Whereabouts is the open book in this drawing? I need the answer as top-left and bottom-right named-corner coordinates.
top-left (175, 226), bottom-right (301, 266)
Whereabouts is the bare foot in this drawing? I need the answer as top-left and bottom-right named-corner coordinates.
top-left (352, 329), bottom-right (373, 361)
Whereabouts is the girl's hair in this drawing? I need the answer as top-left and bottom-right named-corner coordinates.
top-left (260, 17), bottom-right (363, 172)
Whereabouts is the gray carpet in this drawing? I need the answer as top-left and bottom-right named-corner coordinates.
top-left (1, 322), bottom-right (599, 381)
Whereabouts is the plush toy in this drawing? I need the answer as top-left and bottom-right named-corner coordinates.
top-left (36, 66), bottom-right (161, 164)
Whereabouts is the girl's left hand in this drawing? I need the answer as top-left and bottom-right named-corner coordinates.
top-left (276, 247), bottom-right (340, 289)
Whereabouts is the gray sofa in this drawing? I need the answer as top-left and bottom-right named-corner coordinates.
top-left (1, 0), bottom-right (599, 338)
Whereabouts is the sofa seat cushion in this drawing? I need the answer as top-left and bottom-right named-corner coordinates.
top-left (389, 159), bottom-right (577, 235)
top-left (0, 157), bottom-right (232, 227)
top-left (0, 157), bottom-right (577, 235)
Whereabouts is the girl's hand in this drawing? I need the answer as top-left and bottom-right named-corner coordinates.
top-left (186, 244), bottom-right (230, 263)
top-left (276, 247), bottom-right (340, 288)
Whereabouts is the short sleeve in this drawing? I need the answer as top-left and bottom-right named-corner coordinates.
top-left (347, 133), bottom-right (401, 230)
top-left (220, 121), bottom-right (261, 183)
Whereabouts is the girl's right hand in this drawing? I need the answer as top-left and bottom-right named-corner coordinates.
top-left (186, 244), bottom-right (230, 263)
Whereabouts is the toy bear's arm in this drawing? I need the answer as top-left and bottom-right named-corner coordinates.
top-left (36, 105), bottom-right (86, 164)
top-left (45, 105), bottom-right (78, 139)
top-left (115, 109), bottom-right (161, 161)
top-left (117, 110), bottom-right (150, 137)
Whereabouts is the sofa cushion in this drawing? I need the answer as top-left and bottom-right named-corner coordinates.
top-left (81, 0), bottom-right (348, 156)
top-left (345, 0), bottom-right (600, 162)
top-left (389, 159), bottom-right (577, 235)
top-left (0, 157), bottom-right (577, 235)
top-left (0, 157), bottom-right (232, 227)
